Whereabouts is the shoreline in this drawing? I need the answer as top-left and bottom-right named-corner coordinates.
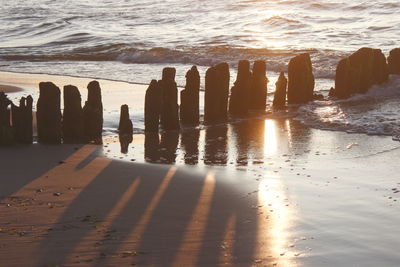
top-left (0, 70), bottom-right (150, 92)
top-left (0, 69), bottom-right (153, 88)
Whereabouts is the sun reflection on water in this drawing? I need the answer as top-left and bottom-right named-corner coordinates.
top-left (285, 119), bottom-right (294, 150)
top-left (264, 119), bottom-right (278, 156)
top-left (258, 175), bottom-right (296, 266)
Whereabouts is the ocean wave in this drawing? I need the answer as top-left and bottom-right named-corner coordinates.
top-left (1, 0), bottom-right (398, 83)
top-left (308, 2), bottom-right (341, 9)
top-left (349, 3), bottom-right (371, 10)
top-left (262, 16), bottom-right (305, 29)
top-left (0, 44), bottom-right (340, 78)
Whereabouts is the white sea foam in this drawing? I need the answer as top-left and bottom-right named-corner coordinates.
top-left (295, 75), bottom-right (400, 139)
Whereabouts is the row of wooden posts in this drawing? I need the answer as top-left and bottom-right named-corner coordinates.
top-left (0, 54), bottom-right (299, 146)
top-left (0, 81), bottom-right (104, 145)
top-left (145, 54), bottom-right (312, 132)
top-left (0, 47), bottom-right (399, 146)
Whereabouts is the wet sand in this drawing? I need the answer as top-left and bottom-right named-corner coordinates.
top-left (1, 71), bottom-right (400, 266)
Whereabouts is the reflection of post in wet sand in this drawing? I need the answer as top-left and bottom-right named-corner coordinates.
top-left (159, 131), bottom-right (179, 164)
top-left (118, 104), bottom-right (133, 154)
top-left (181, 128), bottom-right (200, 165)
top-left (248, 119), bottom-right (266, 160)
top-left (263, 119), bottom-right (312, 158)
top-left (204, 125), bottom-right (228, 165)
top-left (144, 131), bottom-right (179, 164)
top-left (283, 119), bottom-right (312, 155)
top-left (231, 121), bottom-right (250, 166)
top-left (119, 135), bottom-right (130, 154)
top-left (144, 132), bottom-right (160, 162)
top-left (230, 119), bottom-right (266, 165)
top-left (229, 118), bottom-right (313, 163)
top-left (140, 118), bottom-right (312, 166)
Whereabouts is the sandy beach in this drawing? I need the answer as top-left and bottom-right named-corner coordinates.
top-left (0, 144), bottom-right (275, 267)
top-left (1, 71), bottom-right (400, 267)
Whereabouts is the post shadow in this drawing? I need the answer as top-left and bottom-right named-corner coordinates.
top-left (132, 168), bottom-right (262, 267)
top-left (15, 150), bottom-right (267, 267)
top-left (0, 144), bottom-right (84, 200)
top-left (32, 159), bottom-right (170, 267)
top-left (195, 176), bottom-right (261, 266)
top-left (112, 167), bottom-right (206, 266)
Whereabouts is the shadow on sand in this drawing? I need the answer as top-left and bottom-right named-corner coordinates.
top-left (0, 143), bottom-right (269, 266)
